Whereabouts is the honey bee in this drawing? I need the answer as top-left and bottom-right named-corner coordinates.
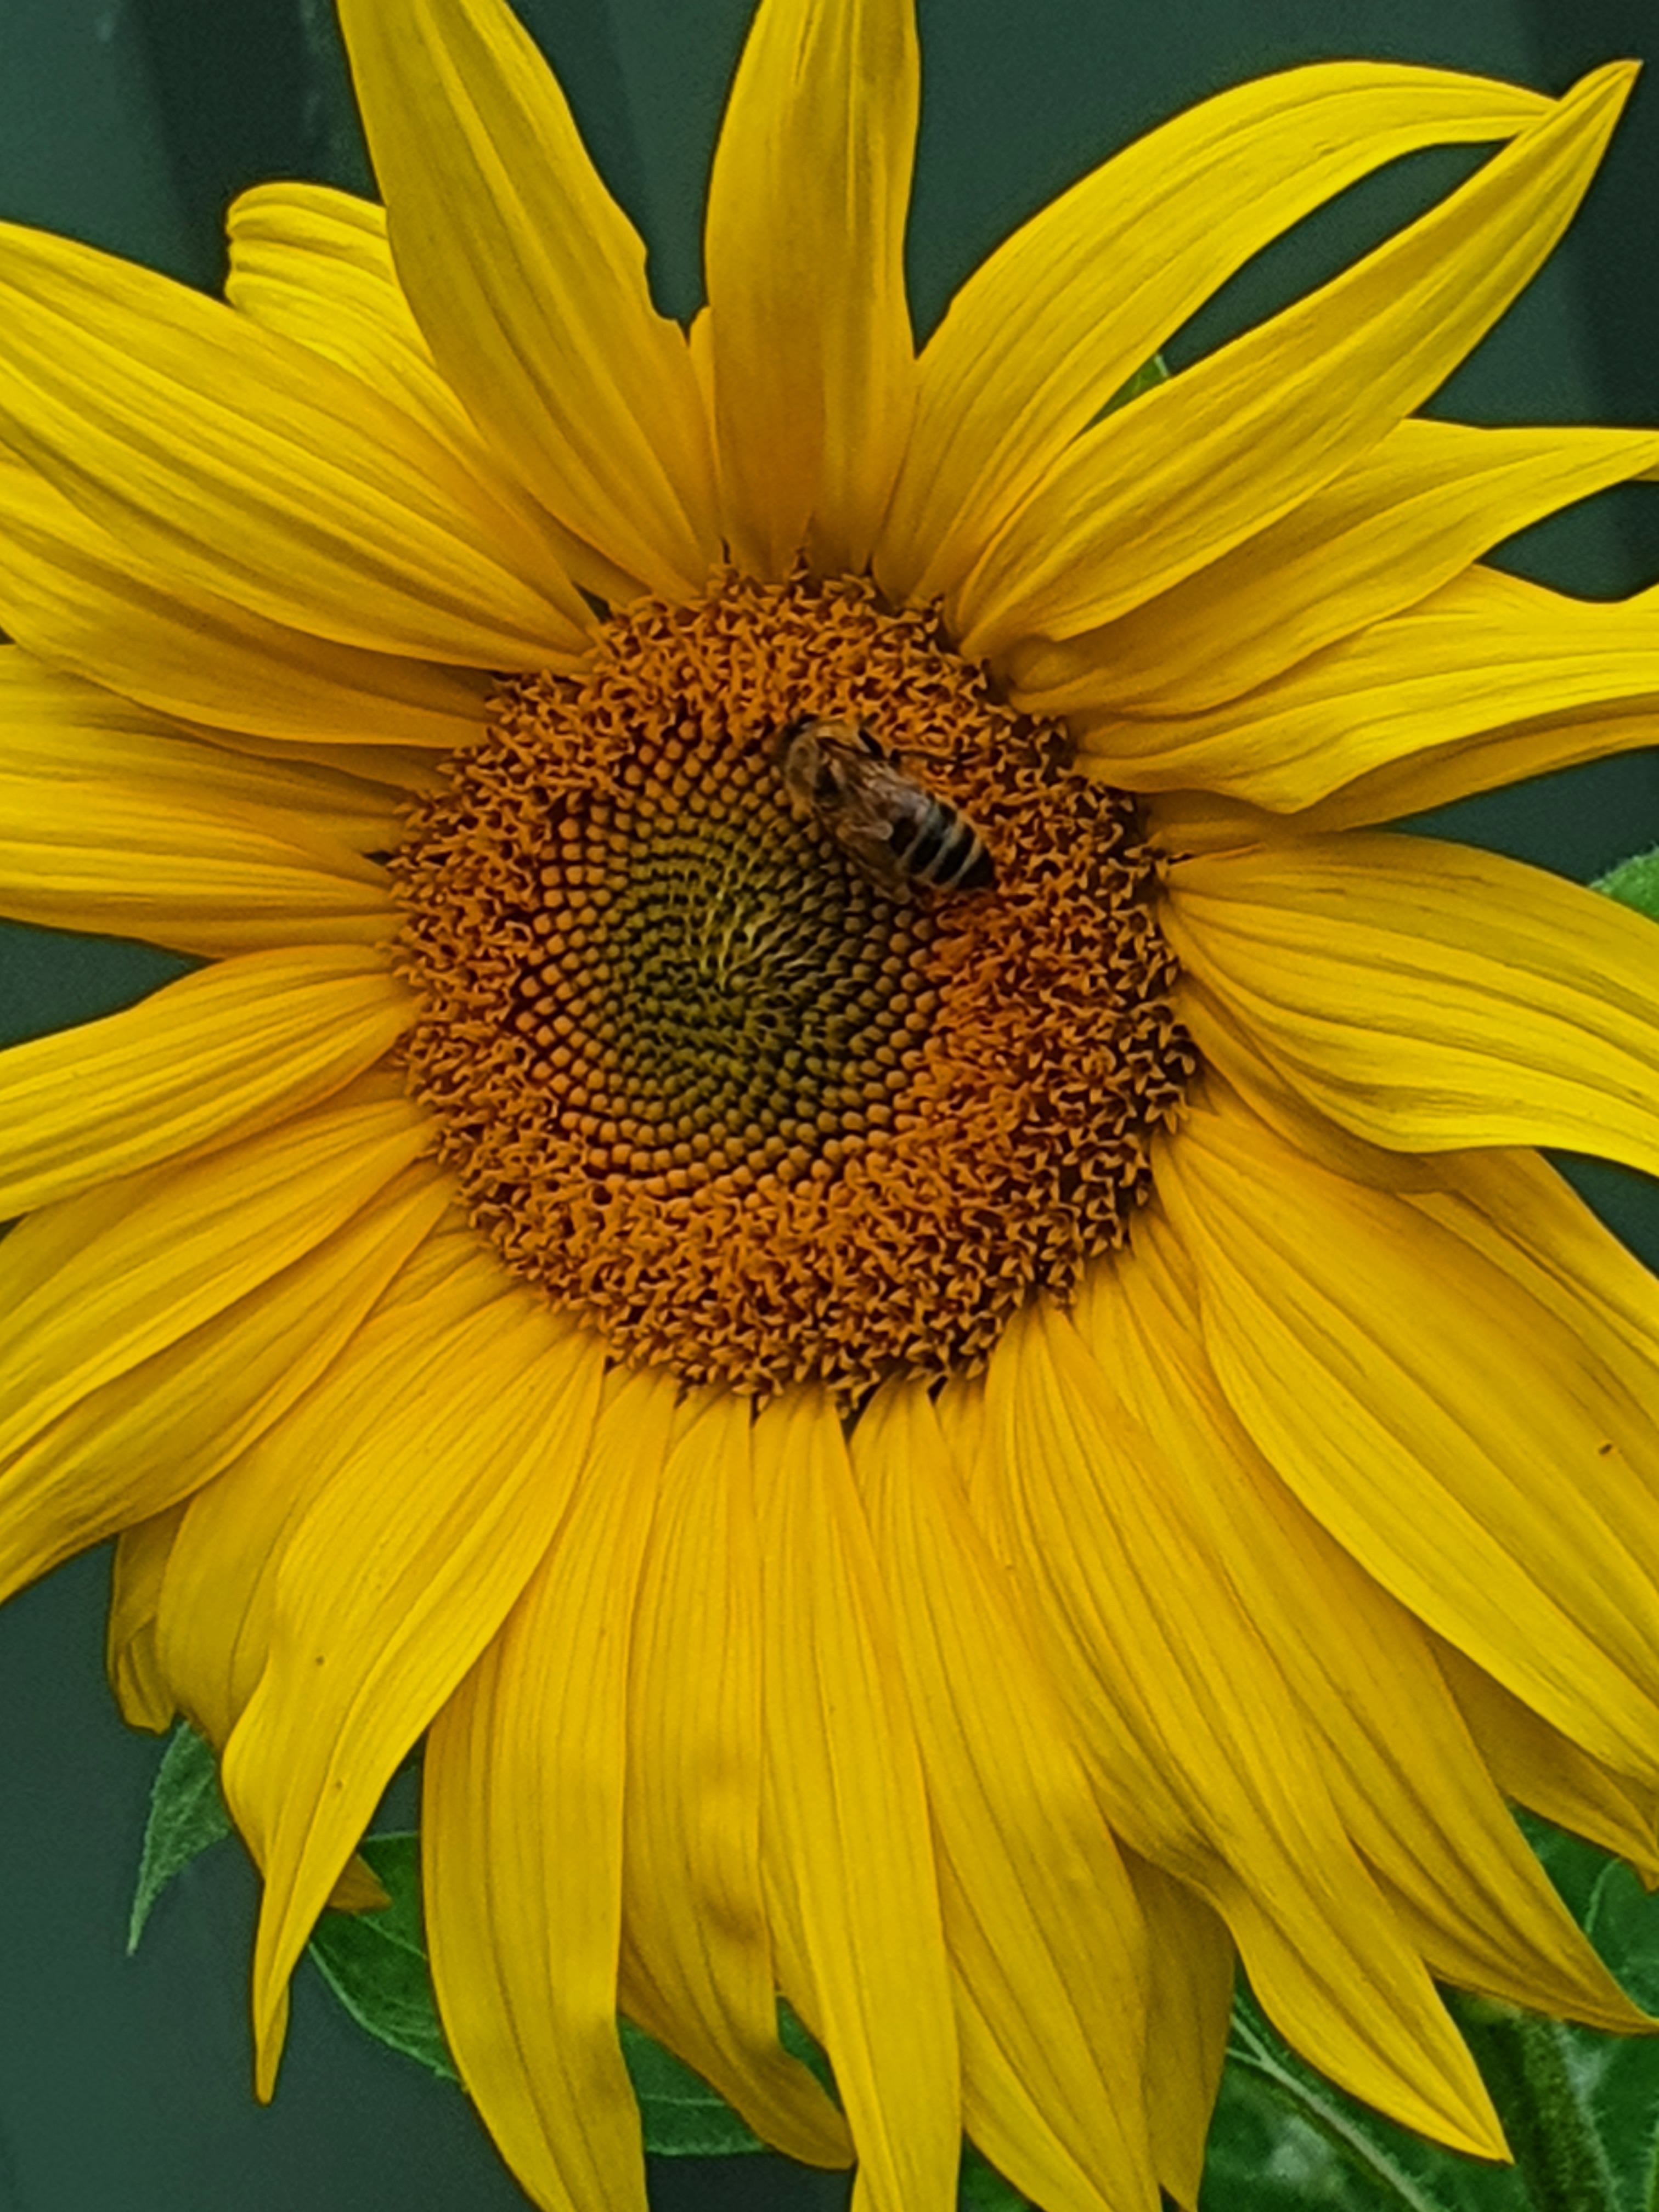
top-left (775, 717), bottom-right (996, 894)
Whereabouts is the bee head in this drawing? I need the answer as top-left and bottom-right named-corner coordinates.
top-left (772, 715), bottom-right (812, 769)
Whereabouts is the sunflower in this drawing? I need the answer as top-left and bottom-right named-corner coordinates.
top-left (3, 0), bottom-right (1659, 2204)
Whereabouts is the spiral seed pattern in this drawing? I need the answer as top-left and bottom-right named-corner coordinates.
top-left (391, 572), bottom-right (1194, 1397)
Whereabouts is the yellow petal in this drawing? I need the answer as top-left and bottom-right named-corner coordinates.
top-left (1121, 1853), bottom-right (1234, 2211)
top-left (1434, 1639), bottom-right (1659, 1878)
top-left (982, 1300), bottom-right (1503, 2154)
top-left (704, 0), bottom-right (917, 578)
top-left (1160, 991), bottom-right (1444, 1198)
top-left (0, 1154), bottom-right (445, 1608)
top-left (852, 1380), bottom-right (1159, 2212)
top-left (0, 647), bottom-right (419, 845)
top-left (1014, 420), bottom-right (1659, 720)
top-left (107, 1502), bottom-right (188, 1733)
top-left (877, 61), bottom-right (1551, 603)
top-left (1157, 1091), bottom-right (1659, 1788)
top-left (424, 1367), bottom-right (676, 2212)
top-left (157, 1224), bottom-right (505, 1752)
top-left (1284, 708), bottom-right (1659, 842)
top-left (0, 221), bottom-right (590, 666)
top-left (753, 1389), bottom-right (962, 2210)
top-left (1413, 1146), bottom-right (1659, 1418)
top-left (0, 1088), bottom-right (431, 1483)
top-left (953, 65), bottom-right (1633, 662)
top-left (224, 182), bottom-right (640, 612)
top-left (221, 1296), bottom-right (606, 2097)
top-left (336, 0), bottom-right (718, 599)
top-left (0, 945), bottom-right (414, 1216)
top-left (617, 1390), bottom-right (848, 2169)
top-left (1084, 563), bottom-right (1659, 808)
top-left (0, 460), bottom-right (493, 754)
top-left (1086, 1215), bottom-right (1644, 2029)
top-left (1166, 831), bottom-right (1659, 1176)
top-left (0, 771), bottom-right (395, 957)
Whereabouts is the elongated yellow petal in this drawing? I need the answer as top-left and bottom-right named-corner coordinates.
top-left (1015, 420), bottom-right (1659, 720)
top-left (704, 0), bottom-right (917, 578)
top-left (1434, 1639), bottom-right (1659, 1877)
top-left (1167, 832), bottom-right (1659, 1176)
top-left (2, 1155), bottom-right (444, 1609)
top-left (983, 1302), bottom-right (1503, 2154)
top-left (1086, 564), bottom-right (1659, 807)
top-left (0, 1088), bottom-right (431, 1479)
top-left (0, 222), bottom-right (590, 666)
top-left (1121, 1853), bottom-right (1234, 2211)
top-left (1286, 709), bottom-right (1659, 842)
top-left (1147, 702), bottom-right (1659, 851)
top-left (108, 1502), bottom-right (188, 1733)
top-left (1414, 1147), bottom-right (1659, 1415)
top-left (1158, 1092), bottom-right (1659, 1787)
top-left (425, 1368), bottom-right (676, 2212)
top-left (853, 1380), bottom-right (1159, 2212)
top-left (954, 65), bottom-right (1633, 661)
top-left (0, 946), bottom-right (413, 1216)
top-left (1086, 1216), bottom-right (1644, 2029)
top-left (877, 62), bottom-right (1550, 603)
top-left (0, 648), bottom-right (416, 845)
top-left (617, 1391), bottom-right (848, 2169)
top-left (157, 1226), bottom-right (505, 1752)
top-left (222, 1296), bottom-right (605, 2097)
top-left (0, 770), bottom-right (395, 956)
top-left (753, 1389), bottom-right (962, 2211)
top-left (0, 462), bottom-right (492, 754)
top-left (224, 182), bottom-right (640, 613)
top-left (336, 0), bottom-right (718, 599)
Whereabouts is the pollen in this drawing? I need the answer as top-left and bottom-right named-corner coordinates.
top-left (389, 572), bottom-right (1195, 1398)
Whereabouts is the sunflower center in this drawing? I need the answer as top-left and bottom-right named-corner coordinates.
top-left (390, 573), bottom-right (1194, 1398)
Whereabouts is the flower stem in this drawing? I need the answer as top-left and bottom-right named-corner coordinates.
top-left (1447, 1996), bottom-right (1620, 2212)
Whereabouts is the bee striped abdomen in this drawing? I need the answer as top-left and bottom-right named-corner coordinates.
top-left (899, 809), bottom-right (995, 890)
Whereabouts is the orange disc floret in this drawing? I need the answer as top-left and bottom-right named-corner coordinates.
top-left (390, 573), bottom-right (1194, 1397)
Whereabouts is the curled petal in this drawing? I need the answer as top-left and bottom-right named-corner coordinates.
top-left (878, 60), bottom-right (1551, 603)
top-left (953, 66), bottom-right (1633, 660)
top-left (1018, 420), bottom-right (1659, 723)
top-left (1090, 564), bottom-right (1659, 810)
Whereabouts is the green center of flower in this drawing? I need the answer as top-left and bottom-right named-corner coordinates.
top-left (390, 573), bottom-right (1194, 1399)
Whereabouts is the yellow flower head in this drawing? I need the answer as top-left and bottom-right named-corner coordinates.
top-left (2, 2), bottom-right (1658, 2208)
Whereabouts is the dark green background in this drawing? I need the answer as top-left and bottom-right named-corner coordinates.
top-left (1, 0), bottom-right (1656, 2206)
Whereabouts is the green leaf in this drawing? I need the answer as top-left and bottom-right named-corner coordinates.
top-left (958, 2141), bottom-right (1032, 2209)
top-left (618, 2020), bottom-right (764, 2155)
top-left (127, 1720), bottom-right (232, 1954)
top-left (1593, 849), bottom-right (1659, 922)
top-left (1203, 1985), bottom-right (1530, 2212)
top-left (307, 1833), bottom-right (457, 2084)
